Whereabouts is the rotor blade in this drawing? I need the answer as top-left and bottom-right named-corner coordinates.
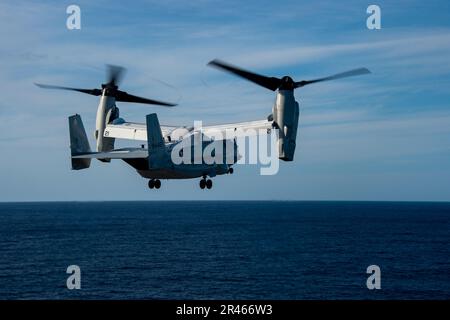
top-left (208, 59), bottom-right (281, 91)
top-left (35, 83), bottom-right (102, 96)
top-left (106, 64), bottom-right (126, 86)
top-left (115, 90), bottom-right (176, 106)
top-left (295, 68), bottom-right (371, 88)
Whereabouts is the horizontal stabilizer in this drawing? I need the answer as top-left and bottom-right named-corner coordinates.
top-left (72, 148), bottom-right (148, 159)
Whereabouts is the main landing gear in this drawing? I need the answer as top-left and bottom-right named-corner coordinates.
top-left (148, 179), bottom-right (161, 189)
top-left (199, 177), bottom-right (213, 190)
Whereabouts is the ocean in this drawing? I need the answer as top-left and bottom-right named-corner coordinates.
top-left (0, 201), bottom-right (448, 300)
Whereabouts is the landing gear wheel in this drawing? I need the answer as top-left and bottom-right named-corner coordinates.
top-left (206, 179), bottom-right (213, 189)
top-left (228, 167), bottom-right (234, 174)
top-left (148, 179), bottom-right (155, 189)
top-left (154, 179), bottom-right (161, 189)
top-left (200, 179), bottom-right (206, 189)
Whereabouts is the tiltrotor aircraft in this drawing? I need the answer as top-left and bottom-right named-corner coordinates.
top-left (36, 61), bottom-right (370, 190)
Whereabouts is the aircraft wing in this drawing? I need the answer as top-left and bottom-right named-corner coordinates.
top-left (104, 122), bottom-right (178, 141)
top-left (104, 119), bottom-right (273, 142)
top-left (72, 148), bottom-right (148, 159)
top-left (202, 119), bottom-right (273, 138)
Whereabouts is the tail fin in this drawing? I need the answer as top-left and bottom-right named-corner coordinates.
top-left (69, 114), bottom-right (91, 170)
top-left (146, 113), bottom-right (168, 168)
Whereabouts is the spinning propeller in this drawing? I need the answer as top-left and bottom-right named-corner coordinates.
top-left (35, 65), bottom-right (177, 107)
top-left (208, 59), bottom-right (370, 91)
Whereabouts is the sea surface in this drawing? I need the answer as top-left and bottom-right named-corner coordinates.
top-left (0, 201), bottom-right (448, 300)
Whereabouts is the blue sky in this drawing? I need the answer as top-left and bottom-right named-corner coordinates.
top-left (1, 0), bottom-right (450, 201)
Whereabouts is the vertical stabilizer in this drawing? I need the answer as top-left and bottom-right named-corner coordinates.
top-left (69, 114), bottom-right (91, 170)
top-left (146, 113), bottom-right (168, 168)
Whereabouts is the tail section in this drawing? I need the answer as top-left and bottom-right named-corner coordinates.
top-left (69, 114), bottom-right (91, 170)
top-left (146, 113), bottom-right (168, 168)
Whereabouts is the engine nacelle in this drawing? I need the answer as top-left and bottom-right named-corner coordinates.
top-left (273, 90), bottom-right (299, 161)
top-left (95, 94), bottom-right (117, 161)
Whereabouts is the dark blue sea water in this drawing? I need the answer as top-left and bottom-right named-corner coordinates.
top-left (0, 201), bottom-right (448, 300)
